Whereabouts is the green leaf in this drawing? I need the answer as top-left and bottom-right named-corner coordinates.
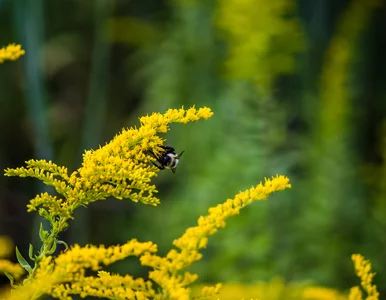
top-left (28, 243), bottom-right (35, 261)
top-left (47, 239), bottom-right (57, 255)
top-left (56, 240), bottom-right (69, 251)
top-left (4, 271), bottom-right (15, 286)
top-left (15, 246), bottom-right (32, 274)
top-left (39, 222), bottom-right (48, 241)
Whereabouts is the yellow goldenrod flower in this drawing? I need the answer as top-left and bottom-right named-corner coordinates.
top-left (199, 283), bottom-right (222, 299)
top-left (0, 259), bottom-right (24, 281)
top-left (4, 106), bottom-right (213, 252)
top-left (3, 106), bottom-right (213, 299)
top-left (302, 286), bottom-right (346, 300)
top-left (349, 287), bottom-right (363, 300)
top-left (349, 254), bottom-right (379, 300)
top-left (0, 44), bottom-right (25, 63)
top-left (3, 106), bottom-right (297, 300)
top-left (0, 236), bottom-right (13, 258)
top-left (0, 237), bottom-right (24, 281)
top-left (3, 240), bottom-right (158, 300)
top-left (51, 239), bottom-right (157, 299)
top-left (1, 175), bottom-right (290, 300)
top-left (140, 175), bottom-right (291, 299)
top-left (5, 106), bottom-right (213, 216)
top-left (215, 0), bottom-right (304, 92)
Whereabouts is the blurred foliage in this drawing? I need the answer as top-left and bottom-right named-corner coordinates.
top-left (1, 0), bottom-right (386, 297)
top-left (192, 278), bottom-right (347, 300)
top-left (215, 0), bottom-right (305, 93)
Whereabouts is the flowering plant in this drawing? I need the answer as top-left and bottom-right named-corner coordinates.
top-left (0, 44), bottom-right (379, 300)
top-left (0, 103), bottom-right (292, 299)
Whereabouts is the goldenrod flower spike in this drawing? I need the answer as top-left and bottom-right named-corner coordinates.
top-left (302, 286), bottom-right (346, 300)
top-left (5, 240), bottom-right (158, 300)
top-left (0, 44), bottom-right (25, 63)
top-left (5, 106), bottom-right (213, 218)
top-left (140, 175), bottom-right (291, 300)
top-left (349, 254), bottom-right (379, 300)
top-left (3, 106), bottom-right (213, 298)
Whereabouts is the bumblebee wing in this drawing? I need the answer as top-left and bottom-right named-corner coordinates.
top-left (177, 150), bottom-right (185, 158)
top-left (171, 167), bottom-right (176, 173)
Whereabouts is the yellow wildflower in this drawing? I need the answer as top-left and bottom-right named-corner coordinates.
top-left (0, 44), bottom-right (25, 63)
top-left (3, 106), bottom-right (213, 299)
top-left (198, 283), bottom-right (222, 299)
top-left (349, 254), bottom-right (379, 300)
top-left (0, 259), bottom-right (24, 281)
top-left (349, 287), bottom-right (363, 300)
top-left (140, 175), bottom-right (291, 299)
top-left (0, 236), bottom-right (13, 257)
top-left (302, 286), bottom-right (346, 300)
top-left (5, 106), bottom-right (213, 224)
top-left (2, 175), bottom-right (290, 299)
top-left (5, 256), bottom-right (56, 300)
top-left (215, 0), bottom-right (304, 92)
top-left (50, 239), bottom-right (157, 299)
top-left (0, 237), bottom-right (24, 281)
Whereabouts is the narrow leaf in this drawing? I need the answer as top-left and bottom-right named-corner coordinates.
top-left (4, 271), bottom-right (15, 286)
top-left (39, 222), bottom-right (47, 241)
top-left (28, 243), bottom-right (35, 261)
top-left (56, 240), bottom-right (69, 251)
top-left (47, 239), bottom-right (57, 254)
top-left (15, 246), bottom-right (32, 274)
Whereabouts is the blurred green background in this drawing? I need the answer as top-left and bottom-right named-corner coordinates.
top-left (1, 0), bottom-right (386, 297)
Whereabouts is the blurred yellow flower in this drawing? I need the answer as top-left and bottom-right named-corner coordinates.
top-left (215, 0), bottom-right (304, 92)
top-left (303, 286), bottom-right (346, 300)
top-left (349, 254), bottom-right (379, 300)
top-left (0, 236), bottom-right (24, 281)
top-left (0, 236), bottom-right (13, 257)
top-left (0, 44), bottom-right (25, 63)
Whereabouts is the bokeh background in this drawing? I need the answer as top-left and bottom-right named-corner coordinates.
top-left (1, 0), bottom-right (386, 297)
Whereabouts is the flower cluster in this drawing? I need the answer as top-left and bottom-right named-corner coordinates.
top-left (3, 106), bottom-right (213, 297)
top-left (139, 175), bottom-right (291, 300)
top-left (1, 175), bottom-right (291, 300)
top-left (302, 286), bottom-right (346, 300)
top-left (6, 107), bottom-right (213, 214)
top-left (0, 44), bottom-right (25, 63)
top-left (215, 0), bottom-right (304, 92)
top-left (5, 107), bottom-right (212, 230)
top-left (348, 254), bottom-right (379, 300)
top-left (194, 279), bottom-right (347, 300)
top-left (2, 240), bottom-right (158, 300)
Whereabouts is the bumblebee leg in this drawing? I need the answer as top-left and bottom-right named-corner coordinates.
top-left (177, 150), bottom-right (184, 158)
top-left (148, 150), bottom-right (157, 159)
top-left (151, 161), bottom-right (165, 170)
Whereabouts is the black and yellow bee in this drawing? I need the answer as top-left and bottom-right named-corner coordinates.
top-left (149, 146), bottom-right (184, 173)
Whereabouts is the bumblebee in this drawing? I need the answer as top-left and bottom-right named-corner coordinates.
top-left (150, 145), bottom-right (184, 173)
